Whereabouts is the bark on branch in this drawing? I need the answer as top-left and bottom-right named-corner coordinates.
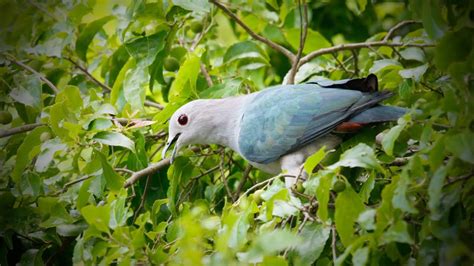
top-left (0, 123), bottom-right (45, 138)
top-left (3, 53), bottom-right (59, 94)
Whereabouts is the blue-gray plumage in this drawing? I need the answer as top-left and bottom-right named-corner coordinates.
top-left (162, 74), bottom-right (407, 187)
top-left (238, 84), bottom-right (392, 164)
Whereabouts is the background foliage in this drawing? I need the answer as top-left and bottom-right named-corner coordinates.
top-left (0, 0), bottom-right (473, 265)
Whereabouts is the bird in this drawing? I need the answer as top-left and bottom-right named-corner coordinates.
top-left (162, 74), bottom-right (407, 187)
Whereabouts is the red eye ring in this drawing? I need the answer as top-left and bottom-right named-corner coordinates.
top-left (178, 114), bottom-right (188, 125)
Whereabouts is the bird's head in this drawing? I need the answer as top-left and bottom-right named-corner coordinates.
top-left (162, 99), bottom-right (217, 163)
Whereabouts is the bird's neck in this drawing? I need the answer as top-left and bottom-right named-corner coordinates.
top-left (195, 96), bottom-right (249, 153)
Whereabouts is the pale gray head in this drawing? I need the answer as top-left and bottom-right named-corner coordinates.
top-left (162, 99), bottom-right (225, 163)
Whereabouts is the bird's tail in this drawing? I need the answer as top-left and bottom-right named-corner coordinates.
top-left (349, 105), bottom-right (408, 123)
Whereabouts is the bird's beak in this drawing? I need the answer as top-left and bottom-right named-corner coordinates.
top-left (162, 133), bottom-right (181, 163)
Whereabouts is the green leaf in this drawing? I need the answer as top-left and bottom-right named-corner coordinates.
top-left (12, 126), bottom-right (48, 182)
top-left (369, 59), bottom-right (402, 73)
top-left (304, 147), bottom-right (326, 174)
top-left (167, 157), bottom-right (194, 215)
top-left (330, 143), bottom-right (383, 172)
top-left (96, 150), bottom-right (124, 192)
top-left (81, 204), bottom-right (110, 233)
top-left (35, 138), bottom-right (67, 172)
top-left (314, 171), bottom-right (334, 222)
top-left (359, 171), bottom-right (375, 203)
top-left (352, 246), bottom-right (369, 266)
top-left (224, 41), bottom-right (269, 64)
top-left (445, 132), bottom-right (474, 164)
top-left (168, 54), bottom-right (200, 102)
top-left (93, 132), bottom-right (135, 151)
top-left (392, 172), bottom-right (418, 214)
top-left (382, 124), bottom-right (406, 156)
top-left (400, 47), bottom-right (425, 62)
top-left (335, 186), bottom-right (365, 247)
top-left (107, 46), bottom-right (130, 87)
top-left (399, 64), bottom-right (428, 82)
top-left (428, 165), bottom-right (448, 220)
top-left (109, 190), bottom-right (132, 229)
top-left (37, 197), bottom-right (74, 228)
top-left (123, 60), bottom-right (148, 110)
top-left (238, 230), bottom-right (301, 263)
top-left (10, 74), bottom-right (42, 109)
top-left (173, 0), bottom-right (210, 13)
top-left (124, 31), bottom-right (167, 66)
top-left (76, 16), bottom-right (114, 61)
top-left (295, 223), bottom-right (331, 264)
top-left (346, 0), bottom-right (367, 15)
top-left (381, 220), bottom-right (413, 244)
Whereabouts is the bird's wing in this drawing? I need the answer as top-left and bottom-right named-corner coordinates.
top-left (238, 83), bottom-right (392, 164)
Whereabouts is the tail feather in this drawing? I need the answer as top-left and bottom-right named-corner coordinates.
top-left (349, 105), bottom-right (408, 123)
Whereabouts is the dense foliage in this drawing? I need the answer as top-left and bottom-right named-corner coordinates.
top-left (0, 0), bottom-right (473, 265)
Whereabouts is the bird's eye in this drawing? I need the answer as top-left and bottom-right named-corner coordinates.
top-left (178, 114), bottom-right (188, 126)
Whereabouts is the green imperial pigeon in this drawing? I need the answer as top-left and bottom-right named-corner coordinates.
top-left (162, 74), bottom-right (406, 187)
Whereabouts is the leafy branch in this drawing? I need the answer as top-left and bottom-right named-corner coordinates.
top-left (0, 122), bottom-right (45, 138)
top-left (208, 2), bottom-right (433, 84)
top-left (209, 0), bottom-right (295, 62)
top-left (2, 53), bottom-right (59, 93)
top-left (66, 57), bottom-right (164, 110)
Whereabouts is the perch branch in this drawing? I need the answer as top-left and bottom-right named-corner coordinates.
top-left (287, 0), bottom-right (308, 85)
top-left (124, 158), bottom-right (171, 188)
top-left (66, 57), bottom-right (163, 110)
top-left (0, 122), bottom-right (45, 138)
top-left (3, 53), bottom-right (59, 94)
top-left (210, 0), bottom-right (295, 62)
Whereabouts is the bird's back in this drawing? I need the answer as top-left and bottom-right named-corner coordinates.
top-left (238, 83), bottom-right (376, 164)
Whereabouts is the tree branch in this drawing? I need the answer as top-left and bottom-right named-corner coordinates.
top-left (124, 158), bottom-right (171, 188)
top-left (210, 0), bottom-right (295, 62)
top-left (3, 53), bottom-right (59, 94)
top-left (0, 122), bottom-right (45, 138)
top-left (66, 57), bottom-right (163, 110)
top-left (235, 165), bottom-right (252, 197)
top-left (287, 0), bottom-right (308, 84)
top-left (299, 41), bottom-right (434, 66)
top-left (299, 20), bottom-right (432, 66)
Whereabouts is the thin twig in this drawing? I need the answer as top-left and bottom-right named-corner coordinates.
top-left (235, 165), bottom-right (252, 198)
top-left (0, 123), bottom-right (45, 138)
top-left (383, 20), bottom-right (420, 41)
top-left (3, 53), bottom-right (59, 94)
top-left (114, 168), bottom-right (134, 175)
top-left (351, 50), bottom-right (359, 76)
top-left (124, 159), bottom-right (171, 188)
top-left (200, 63), bottom-right (214, 87)
top-left (210, 0), bottom-right (295, 62)
top-left (133, 174), bottom-right (151, 222)
top-left (220, 150), bottom-right (236, 202)
top-left (66, 57), bottom-right (163, 109)
top-left (444, 172), bottom-right (474, 187)
top-left (287, 0), bottom-right (308, 84)
top-left (53, 175), bottom-right (93, 195)
top-left (332, 225), bottom-right (337, 264)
